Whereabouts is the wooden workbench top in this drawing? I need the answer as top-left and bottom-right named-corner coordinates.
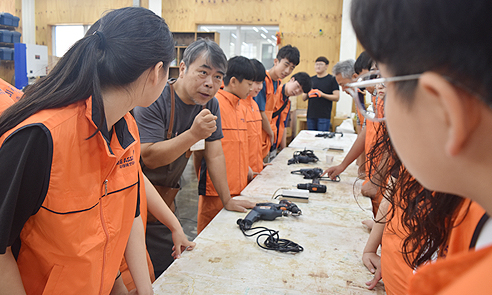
top-left (153, 131), bottom-right (385, 294)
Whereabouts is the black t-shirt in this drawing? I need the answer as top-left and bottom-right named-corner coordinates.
top-left (307, 74), bottom-right (339, 119)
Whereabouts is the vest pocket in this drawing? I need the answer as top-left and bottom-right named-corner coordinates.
top-left (42, 264), bottom-right (64, 295)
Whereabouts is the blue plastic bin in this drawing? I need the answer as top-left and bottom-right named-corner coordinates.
top-left (11, 16), bottom-right (19, 27)
top-left (0, 47), bottom-right (13, 60)
top-left (0, 30), bottom-right (12, 43)
top-left (0, 13), bottom-right (14, 26)
top-left (11, 31), bottom-right (20, 43)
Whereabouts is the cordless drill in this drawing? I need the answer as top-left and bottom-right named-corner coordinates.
top-left (297, 178), bottom-right (327, 193)
top-left (237, 200), bottom-right (302, 230)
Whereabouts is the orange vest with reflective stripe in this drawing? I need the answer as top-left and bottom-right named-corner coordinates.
top-left (202, 89), bottom-right (249, 196)
top-left (244, 95), bottom-right (263, 173)
top-left (0, 97), bottom-right (140, 295)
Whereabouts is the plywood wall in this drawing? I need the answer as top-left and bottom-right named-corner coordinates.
top-left (161, 0), bottom-right (343, 110)
top-left (35, 0), bottom-right (140, 55)
top-left (24, 0), bottom-right (343, 106)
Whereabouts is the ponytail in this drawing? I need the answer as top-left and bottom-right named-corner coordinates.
top-left (0, 7), bottom-right (174, 136)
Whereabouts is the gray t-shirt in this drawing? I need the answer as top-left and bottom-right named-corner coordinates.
top-left (133, 83), bottom-right (223, 187)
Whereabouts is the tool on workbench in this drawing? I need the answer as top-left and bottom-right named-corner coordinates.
top-left (291, 168), bottom-right (340, 193)
top-left (237, 200), bottom-right (304, 253)
top-left (287, 149), bottom-right (319, 165)
top-left (315, 131), bottom-right (343, 138)
top-left (297, 178), bottom-right (327, 193)
top-left (291, 168), bottom-right (341, 182)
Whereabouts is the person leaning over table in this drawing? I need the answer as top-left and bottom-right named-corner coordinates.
top-left (195, 56), bottom-right (256, 234)
top-left (133, 39), bottom-right (255, 278)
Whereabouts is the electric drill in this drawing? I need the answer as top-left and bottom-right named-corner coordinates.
top-left (297, 178), bottom-right (327, 193)
top-left (237, 200), bottom-right (301, 230)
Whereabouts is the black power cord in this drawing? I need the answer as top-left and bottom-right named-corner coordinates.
top-left (287, 149), bottom-right (319, 165)
top-left (237, 223), bottom-right (304, 253)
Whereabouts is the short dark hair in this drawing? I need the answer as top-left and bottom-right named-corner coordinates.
top-left (223, 56), bottom-right (255, 86)
top-left (277, 45), bottom-right (300, 66)
top-left (315, 56), bottom-right (329, 65)
top-left (250, 59), bottom-right (266, 82)
top-left (292, 72), bottom-right (312, 93)
top-left (182, 38), bottom-right (227, 75)
top-left (351, 0), bottom-right (492, 106)
top-left (354, 51), bottom-right (373, 75)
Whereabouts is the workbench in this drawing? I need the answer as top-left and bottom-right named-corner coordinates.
top-left (153, 131), bottom-right (385, 294)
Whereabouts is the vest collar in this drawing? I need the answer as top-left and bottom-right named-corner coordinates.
top-left (85, 97), bottom-right (136, 152)
top-left (217, 89), bottom-right (241, 107)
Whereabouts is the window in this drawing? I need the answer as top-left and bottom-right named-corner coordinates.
top-left (52, 25), bottom-right (90, 57)
top-left (198, 25), bottom-right (279, 69)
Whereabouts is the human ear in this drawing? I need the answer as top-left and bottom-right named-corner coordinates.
top-left (149, 61), bottom-right (164, 86)
top-left (178, 61), bottom-right (186, 79)
top-left (419, 72), bottom-right (480, 156)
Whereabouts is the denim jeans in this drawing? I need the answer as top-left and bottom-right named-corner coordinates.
top-left (307, 118), bottom-right (331, 131)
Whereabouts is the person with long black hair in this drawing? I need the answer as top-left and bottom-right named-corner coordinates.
top-left (0, 7), bottom-right (177, 294)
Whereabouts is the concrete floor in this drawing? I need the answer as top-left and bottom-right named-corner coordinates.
top-left (175, 155), bottom-right (199, 241)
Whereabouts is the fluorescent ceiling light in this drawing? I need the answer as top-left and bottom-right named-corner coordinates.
top-left (261, 27), bottom-right (268, 33)
top-left (202, 27), bottom-right (209, 32)
top-left (253, 27), bottom-right (259, 32)
top-left (231, 33), bottom-right (237, 39)
top-left (260, 34), bottom-right (267, 39)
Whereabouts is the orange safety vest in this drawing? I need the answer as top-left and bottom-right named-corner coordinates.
top-left (384, 197), bottom-right (486, 295)
top-left (273, 84), bottom-right (291, 150)
top-left (201, 89), bottom-right (249, 196)
top-left (381, 190), bottom-right (414, 295)
top-left (244, 95), bottom-right (263, 173)
top-left (363, 95), bottom-right (385, 214)
top-left (408, 243), bottom-right (492, 295)
top-left (0, 78), bottom-right (22, 111)
top-left (0, 97), bottom-right (141, 295)
top-left (441, 199), bottom-right (486, 258)
top-left (260, 71), bottom-right (281, 158)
